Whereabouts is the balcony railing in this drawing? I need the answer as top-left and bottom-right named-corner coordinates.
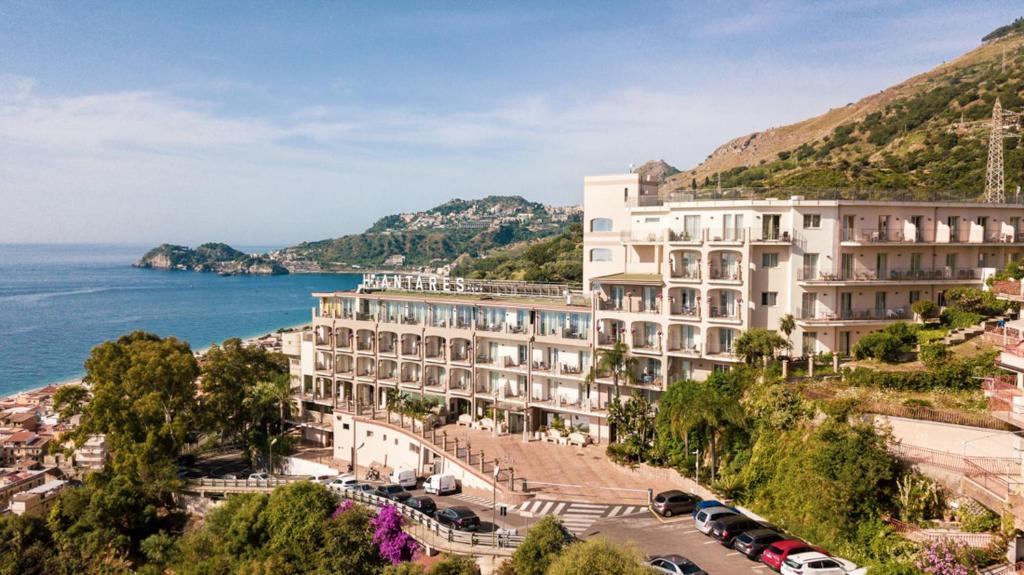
top-left (631, 338), bottom-right (662, 352)
top-left (708, 268), bottom-right (742, 281)
top-left (669, 267), bottom-right (701, 280)
top-left (799, 267), bottom-right (984, 282)
top-left (667, 229), bottom-right (702, 243)
top-left (798, 307), bottom-right (909, 322)
top-left (356, 341), bottom-right (374, 352)
top-left (668, 342), bottom-right (701, 355)
top-left (625, 230), bottom-right (665, 242)
top-left (355, 311), bottom-right (375, 321)
top-left (709, 306), bottom-right (740, 319)
top-left (670, 305), bottom-right (700, 318)
top-left (751, 229), bottom-right (792, 243)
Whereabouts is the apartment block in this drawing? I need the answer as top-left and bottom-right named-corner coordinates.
top-left (584, 172), bottom-right (1024, 382)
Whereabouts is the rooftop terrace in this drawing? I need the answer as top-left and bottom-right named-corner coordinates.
top-left (630, 187), bottom-right (1024, 207)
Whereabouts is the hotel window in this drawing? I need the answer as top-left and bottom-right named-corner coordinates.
top-left (644, 217), bottom-right (660, 224)
top-left (802, 332), bottom-right (817, 356)
top-left (590, 218), bottom-right (613, 232)
top-left (590, 248), bottom-right (612, 262)
top-left (762, 253), bottom-right (779, 268)
top-left (838, 332), bottom-right (851, 356)
top-left (909, 291), bottom-right (920, 304)
top-left (761, 292), bottom-right (778, 306)
top-left (802, 214), bottom-right (821, 229)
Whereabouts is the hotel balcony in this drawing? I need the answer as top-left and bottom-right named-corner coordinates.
top-left (496, 381), bottom-right (526, 403)
top-left (474, 320), bottom-right (506, 333)
top-left (334, 355), bottom-right (353, 375)
top-left (424, 366), bottom-right (446, 392)
top-left (842, 223), bottom-right (1023, 245)
top-left (355, 311), bottom-right (375, 322)
top-left (449, 369), bottom-right (473, 395)
top-left (475, 352), bottom-right (496, 366)
top-left (597, 298), bottom-right (662, 314)
top-left (667, 229), bottom-right (703, 244)
top-left (378, 333), bottom-right (397, 356)
top-left (355, 358), bottom-right (375, 378)
top-left (708, 305), bottom-right (741, 321)
top-left (400, 334), bottom-right (421, 357)
top-left (750, 228), bottom-right (793, 244)
top-left (667, 340), bottom-right (701, 357)
top-left (400, 363), bottom-right (421, 386)
top-left (474, 377), bottom-right (494, 396)
top-left (798, 266), bottom-right (983, 284)
top-left (449, 339), bottom-right (472, 363)
top-left (797, 307), bottom-right (910, 324)
top-left (355, 330), bottom-right (375, 352)
top-left (335, 328), bottom-right (353, 350)
top-left (501, 356), bottom-right (526, 370)
top-left (625, 229), bottom-right (666, 243)
top-left (314, 327), bottom-right (332, 347)
top-left (424, 336), bottom-right (446, 361)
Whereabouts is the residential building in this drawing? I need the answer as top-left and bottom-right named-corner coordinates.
top-left (74, 434), bottom-right (108, 471)
top-left (8, 479), bottom-right (67, 517)
top-left (585, 172), bottom-right (1024, 382)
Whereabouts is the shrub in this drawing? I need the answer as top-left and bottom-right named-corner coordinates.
top-left (912, 300), bottom-right (938, 319)
top-left (508, 516), bottom-right (569, 575)
top-left (955, 500), bottom-right (1000, 533)
top-left (854, 332), bottom-right (907, 362)
top-left (944, 287), bottom-right (1007, 316)
top-left (941, 307), bottom-right (984, 329)
top-left (919, 343), bottom-right (950, 368)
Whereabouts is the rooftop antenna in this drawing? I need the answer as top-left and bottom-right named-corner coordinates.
top-left (986, 99), bottom-right (1006, 203)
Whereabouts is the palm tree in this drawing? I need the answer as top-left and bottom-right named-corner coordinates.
top-left (586, 342), bottom-right (638, 400)
top-left (779, 314), bottom-right (796, 355)
top-left (268, 373), bottom-right (292, 434)
top-left (734, 328), bottom-right (790, 366)
top-left (661, 378), bottom-right (744, 482)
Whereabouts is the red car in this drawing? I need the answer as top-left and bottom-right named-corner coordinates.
top-left (760, 539), bottom-right (827, 571)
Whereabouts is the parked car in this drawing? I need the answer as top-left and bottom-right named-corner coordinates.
top-left (424, 474), bottom-right (458, 495)
top-left (327, 475), bottom-right (359, 491)
top-left (781, 552), bottom-right (858, 575)
top-left (436, 506), bottom-right (481, 531)
top-left (761, 540), bottom-right (828, 572)
top-left (219, 473), bottom-right (239, 480)
top-left (354, 483), bottom-right (377, 494)
top-left (375, 484), bottom-right (413, 503)
top-left (692, 499), bottom-right (736, 518)
top-left (709, 514), bottom-right (766, 545)
top-left (406, 495), bottom-right (437, 516)
top-left (248, 472), bottom-right (270, 481)
top-left (652, 490), bottom-right (701, 518)
top-left (647, 555), bottom-right (708, 575)
top-left (390, 468), bottom-right (417, 489)
top-left (732, 529), bottom-right (790, 560)
top-left (309, 474), bottom-right (336, 484)
top-left (694, 506), bottom-right (739, 535)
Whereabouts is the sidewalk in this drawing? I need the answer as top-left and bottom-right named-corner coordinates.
top-left (434, 423), bottom-right (709, 504)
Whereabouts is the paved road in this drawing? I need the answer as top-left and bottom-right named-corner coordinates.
top-left (516, 499), bottom-right (647, 534)
top-left (589, 510), bottom-right (774, 575)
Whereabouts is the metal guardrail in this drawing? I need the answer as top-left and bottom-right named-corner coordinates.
top-left (191, 478), bottom-right (526, 552)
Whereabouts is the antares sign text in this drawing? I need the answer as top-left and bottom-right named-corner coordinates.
top-left (363, 273), bottom-right (466, 293)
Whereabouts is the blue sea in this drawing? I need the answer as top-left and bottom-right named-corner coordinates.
top-left (0, 244), bottom-right (360, 397)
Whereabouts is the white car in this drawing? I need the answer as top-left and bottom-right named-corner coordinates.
top-left (781, 552), bottom-right (860, 575)
top-left (327, 475), bottom-right (359, 491)
top-left (309, 474), bottom-right (336, 484)
top-left (248, 472), bottom-right (271, 481)
top-left (694, 506), bottom-right (738, 534)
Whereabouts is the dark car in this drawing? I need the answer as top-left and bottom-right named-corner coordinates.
top-left (652, 490), bottom-right (701, 518)
top-left (692, 499), bottom-right (737, 518)
top-left (406, 495), bottom-right (437, 516)
top-left (732, 529), bottom-right (789, 560)
top-left (709, 515), bottom-right (765, 545)
top-left (648, 555), bottom-right (707, 575)
top-left (436, 506), bottom-right (481, 531)
top-left (374, 484), bottom-right (412, 503)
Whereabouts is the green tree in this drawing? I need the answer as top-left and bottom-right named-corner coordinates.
top-left (508, 515), bottom-right (568, 575)
top-left (587, 342), bottom-right (638, 399)
top-left (546, 538), bottom-right (651, 575)
top-left (734, 328), bottom-right (790, 366)
top-left (430, 554), bottom-right (480, 575)
top-left (200, 338), bottom-right (288, 443)
top-left (778, 314), bottom-right (796, 352)
top-left (52, 384), bottom-right (89, 422)
top-left (656, 374), bottom-right (745, 481)
top-left (0, 514), bottom-right (54, 575)
top-left (314, 504), bottom-right (384, 575)
top-left (262, 482), bottom-right (335, 562)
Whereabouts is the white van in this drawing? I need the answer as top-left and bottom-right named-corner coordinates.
top-left (390, 468), bottom-right (417, 489)
top-left (424, 474), bottom-right (458, 495)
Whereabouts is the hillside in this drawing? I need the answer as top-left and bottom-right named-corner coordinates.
top-left (135, 243), bottom-right (287, 275)
top-left (139, 197), bottom-right (581, 275)
top-left (663, 21), bottom-right (1024, 195)
top-left (274, 196), bottom-right (580, 272)
top-left (451, 222), bottom-right (584, 285)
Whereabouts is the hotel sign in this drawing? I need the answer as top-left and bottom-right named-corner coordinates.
top-left (363, 273), bottom-right (466, 293)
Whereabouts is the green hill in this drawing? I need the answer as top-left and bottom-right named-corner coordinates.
top-left (451, 222), bottom-right (583, 285)
top-left (664, 20), bottom-right (1024, 195)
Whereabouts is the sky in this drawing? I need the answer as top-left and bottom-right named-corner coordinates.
top-left (1, 1), bottom-right (1021, 245)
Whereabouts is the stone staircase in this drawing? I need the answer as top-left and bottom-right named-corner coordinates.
top-left (942, 320), bottom-right (992, 346)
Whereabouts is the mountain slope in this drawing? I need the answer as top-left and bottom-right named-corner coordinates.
top-left (664, 21), bottom-right (1024, 194)
top-left (451, 222), bottom-right (583, 285)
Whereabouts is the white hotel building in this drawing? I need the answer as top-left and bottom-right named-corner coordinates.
top-left (285, 171), bottom-right (1024, 444)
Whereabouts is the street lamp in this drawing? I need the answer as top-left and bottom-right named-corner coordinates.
top-left (492, 461), bottom-right (499, 548)
top-left (693, 448), bottom-right (700, 484)
top-left (270, 436), bottom-right (279, 477)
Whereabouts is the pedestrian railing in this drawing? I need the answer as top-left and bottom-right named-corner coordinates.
top-left (191, 478), bottom-right (525, 552)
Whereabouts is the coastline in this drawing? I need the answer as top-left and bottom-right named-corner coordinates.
top-left (2, 320), bottom-right (311, 403)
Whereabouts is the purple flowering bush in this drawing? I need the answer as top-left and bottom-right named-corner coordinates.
top-left (371, 504), bottom-right (419, 564)
top-left (331, 499), bottom-right (355, 519)
top-left (915, 540), bottom-right (978, 575)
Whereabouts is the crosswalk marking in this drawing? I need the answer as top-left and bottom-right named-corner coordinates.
top-left (449, 493), bottom-right (494, 509)
top-left (514, 499), bottom-right (650, 535)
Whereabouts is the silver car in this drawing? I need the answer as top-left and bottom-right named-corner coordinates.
top-left (694, 506), bottom-right (739, 534)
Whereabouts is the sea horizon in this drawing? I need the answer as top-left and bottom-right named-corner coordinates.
top-left (0, 243), bottom-right (360, 397)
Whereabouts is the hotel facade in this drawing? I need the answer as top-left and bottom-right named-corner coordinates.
top-left (285, 171), bottom-right (1024, 444)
